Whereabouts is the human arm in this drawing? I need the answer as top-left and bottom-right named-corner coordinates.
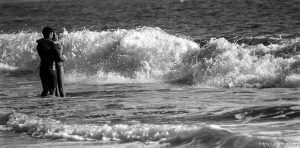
top-left (52, 42), bottom-right (66, 62)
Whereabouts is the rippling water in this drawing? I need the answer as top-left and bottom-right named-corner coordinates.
top-left (1, 0), bottom-right (300, 147)
top-left (1, 0), bottom-right (300, 38)
top-left (1, 76), bottom-right (300, 147)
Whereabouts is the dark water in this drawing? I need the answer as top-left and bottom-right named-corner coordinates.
top-left (1, 0), bottom-right (300, 39)
top-left (1, 0), bottom-right (300, 147)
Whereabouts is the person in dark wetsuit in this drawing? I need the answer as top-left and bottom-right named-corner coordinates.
top-left (52, 32), bottom-right (66, 97)
top-left (36, 27), bottom-right (65, 97)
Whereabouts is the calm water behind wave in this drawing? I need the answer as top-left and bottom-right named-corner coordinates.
top-left (0, 0), bottom-right (299, 39)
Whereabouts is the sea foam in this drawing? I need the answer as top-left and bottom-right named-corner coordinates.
top-left (1, 27), bottom-right (300, 87)
top-left (5, 112), bottom-right (293, 148)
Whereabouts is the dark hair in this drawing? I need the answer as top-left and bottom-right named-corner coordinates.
top-left (42, 26), bottom-right (55, 38)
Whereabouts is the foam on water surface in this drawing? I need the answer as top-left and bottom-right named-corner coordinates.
top-left (1, 75), bottom-right (300, 147)
top-left (3, 112), bottom-right (296, 148)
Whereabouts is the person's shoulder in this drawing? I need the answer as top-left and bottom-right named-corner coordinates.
top-left (36, 38), bottom-right (54, 45)
top-left (36, 38), bottom-right (44, 44)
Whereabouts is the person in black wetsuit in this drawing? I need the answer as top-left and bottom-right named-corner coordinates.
top-left (36, 26), bottom-right (65, 97)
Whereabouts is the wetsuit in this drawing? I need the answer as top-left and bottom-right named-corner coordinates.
top-left (54, 41), bottom-right (66, 97)
top-left (36, 38), bottom-right (65, 97)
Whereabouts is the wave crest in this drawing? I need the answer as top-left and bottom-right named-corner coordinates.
top-left (5, 112), bottom-right (292, 148)
top-left (1, 28), bottom-right (300, 87)
top-left (167, 37), bottom-right (300, 88)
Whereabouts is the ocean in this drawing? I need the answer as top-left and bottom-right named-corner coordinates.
top-left (0, 0), bottom-right (300, 147)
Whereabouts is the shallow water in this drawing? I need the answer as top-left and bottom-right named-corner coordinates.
top-left (1, 75), bottom-right (300, 147)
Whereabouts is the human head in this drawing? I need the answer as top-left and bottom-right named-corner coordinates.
top-left (42, 26), bottom-right (55, 39)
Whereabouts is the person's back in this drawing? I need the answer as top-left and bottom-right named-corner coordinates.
top-left (37, 38), bottom-right (56, 67)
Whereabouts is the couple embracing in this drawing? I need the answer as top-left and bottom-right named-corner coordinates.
top-left (36, 26), bottom-right (66, 97)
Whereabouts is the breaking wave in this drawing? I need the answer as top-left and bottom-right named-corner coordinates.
top-left (0, 112), bottom-right (291, 148)
top-left (1, 27), bottom-right (300, 87)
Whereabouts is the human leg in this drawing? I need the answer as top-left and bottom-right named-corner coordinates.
top-left (56, 65), bottom-right (66, 97)
top-left (48, 69), bottom-right (57, 96)
top-left (39, 68), bottom-right (49, 97)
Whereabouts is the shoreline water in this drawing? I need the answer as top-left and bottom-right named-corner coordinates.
top-left (1, 70), bottom-right (300, 146)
